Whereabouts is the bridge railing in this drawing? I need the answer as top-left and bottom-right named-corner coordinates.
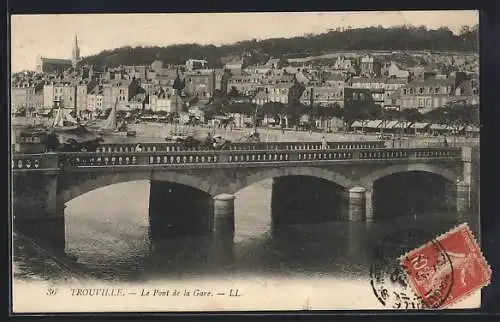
top-left (95, 140), bottom-right (386, 153)
top-left (11, 152), bottom-right (58, 170)
top-left (12, 147), bottom-right (462, 170)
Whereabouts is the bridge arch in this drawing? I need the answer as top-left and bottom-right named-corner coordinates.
top-left (58, 171), bottom-right (213, 204)
top-left (359, 163), bottom-right (458, 188)
top-left (221, 166), bottom-right (353, 195)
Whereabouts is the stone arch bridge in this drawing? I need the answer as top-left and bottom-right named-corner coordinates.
top-left (11, 145), bottom-right (475, 253)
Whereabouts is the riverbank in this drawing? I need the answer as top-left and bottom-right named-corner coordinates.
top-left (11, 116), bottom-right (479, 148)
top-left (127, 122), bottom-right (479, 148)
top-left (13, 232), bottom-right (80, 281)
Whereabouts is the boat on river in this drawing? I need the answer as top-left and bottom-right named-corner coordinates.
top-left (51, 107), bottom-right (85, 132)
top-left (91, 99), bottom-right (136, 137)
top-left (15, 107), bottom-right (103, 153)
top-left (50, 107), bottom-right (103, 151)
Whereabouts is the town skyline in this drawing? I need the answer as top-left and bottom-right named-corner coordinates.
top-left (11, 11), bottom-right (479, 73)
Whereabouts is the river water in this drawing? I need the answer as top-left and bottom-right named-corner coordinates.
top-left (13, 177), bottom-right (478, 283)
top-left (11, 126), bottom-right (480, 283)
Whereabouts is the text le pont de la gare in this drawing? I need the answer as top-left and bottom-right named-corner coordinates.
top-left (70, 288), bottom-right (242, 297)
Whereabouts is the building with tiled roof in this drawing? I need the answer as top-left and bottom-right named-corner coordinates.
top-left (42, 80), bottom-right (87, 110)
top-left (36, 56), bottom-right (73, 73)
top-left (87, 85), bottom-right (104, 112)
top-left (452, 79), bottom-right (480, 105)
top-left (385, 61), bottom-right (409, 78)
top-left (127, 93), bottom-right (147, 110)
top-left (265, 58), bottom-right (280, 69)
top-left (245, 65), bottom-right (272, 75)
top-left (11, 82), bottom-right (44, 113)
top-left (251, 89), bottom-right (271, 106)
top-left (333, 56), bottom-right (353, 71)
top-left (224, 58), bottom-right (244, 71)
top-left (399, 77), bottom-right (455, 110)
top-left (261, 73), bottom-right (295, 86)
top-left (226, 72), bottom-right (261, 96)
top-left (294, 71), bottom-right (311, 85)
top-left (348, 77), bottom-right (386, 90)
top-left (259, 82), bottom-right (294, 104)
top-left (300, 85), bottom-right (344, 107)
top-left (325, 73), bottom-right (345, 83)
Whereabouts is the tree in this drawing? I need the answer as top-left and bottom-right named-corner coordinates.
top-left (288, 80), bottom-right (305, 106)
top-left (189, 96), bottom-right (199, 105)
top-left (223, 103), bottom-right (254, 115)
top-left (277, 57), bottom-right (290, 69)
top-left (400, 108), bottom-right (423, 122)
top-left (209, 89), bottom-right (229, 105)
top-left (228, 86), bottom-right (240, 98)
top-left (173, 71), bottom-right (185, 95)
top-left (80, 25), bottom-right (478, 69)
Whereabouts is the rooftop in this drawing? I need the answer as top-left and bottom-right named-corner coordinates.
top-left (39, 57), bottom-right (73, 65)
top-left (403, 76), bottom-right (455, 88)
top-left (326, 73), bottom-right (345, 82)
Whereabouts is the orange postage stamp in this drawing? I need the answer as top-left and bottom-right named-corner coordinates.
top-left (399, 223), bottom-right (491, 309)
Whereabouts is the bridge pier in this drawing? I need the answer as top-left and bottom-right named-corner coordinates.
top-left (210, 194), bottom-right (236, 265)
top-left (213, 194), bottom-right (236, 236)
top-left (365, 185), bottom-right (374, 222)
top-left (12, 172), bottom-right (66, 253)
top-left (456, 181), bottom-right (471, 212)
top-left (348, 186), bottom-right (366, 221)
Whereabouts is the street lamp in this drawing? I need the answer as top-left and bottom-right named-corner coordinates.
top-left (253, 103), bottom-right (258, 135)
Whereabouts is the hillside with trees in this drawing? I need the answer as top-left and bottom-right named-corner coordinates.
top-left (80, 25), bottom-right (478, 69)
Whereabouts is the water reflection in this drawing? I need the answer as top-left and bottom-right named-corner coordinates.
top-left (14, 179), bottom-right (478, 282)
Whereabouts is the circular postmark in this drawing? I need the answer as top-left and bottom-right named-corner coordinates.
top-left (369, 228), bottom-right (453, 309)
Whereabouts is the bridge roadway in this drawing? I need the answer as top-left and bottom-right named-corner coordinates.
top-left (11, 142), bottom-right (473, 254)
top-left (94, 140), bottom-right (386, 153)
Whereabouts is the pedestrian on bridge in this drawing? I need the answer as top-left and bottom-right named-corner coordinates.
top-left (46, 129), bottom-right (60, 152)
top-left (321, 136), bottom-right (328, 150)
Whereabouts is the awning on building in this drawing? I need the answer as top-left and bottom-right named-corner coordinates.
top-left (355, 120), bottom-right (366, 128)
top-left (410, 122), bottom-right (430, 129)
top-left (429, 124), bottom-right (449, 130)
top-left (37, 109), bottom-right (53, 116)
top-left (351, 120), bottom-right (365, 128)
top-left (394, 121), bottom-right (412, 129)
top-left (383, 120), bottom-right (400, 129)
top-left (464, 125), bottom-right (480, 133)
top-left (365, 120), bottom-right (383, 129)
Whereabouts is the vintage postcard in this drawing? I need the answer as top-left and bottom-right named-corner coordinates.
top-left (10, 11), bottom-right (482, 313)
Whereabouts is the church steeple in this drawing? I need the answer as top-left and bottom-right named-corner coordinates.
top-left (72, 33), bottom-right (81, 68)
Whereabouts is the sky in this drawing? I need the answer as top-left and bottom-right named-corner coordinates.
top-left (10, 11), bottom-right (479, 72)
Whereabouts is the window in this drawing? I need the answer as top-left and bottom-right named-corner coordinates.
top-left (403, 88), bottom-right (407, 95)
top-left (435, 87), bottom-right (440, 94)
top-left (419, 87), bottom-right (423, 94)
